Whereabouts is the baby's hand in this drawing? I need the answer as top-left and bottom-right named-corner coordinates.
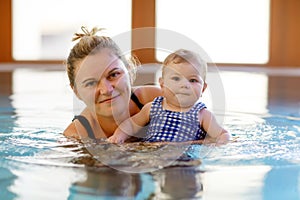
top-left (216, 132), bottom-right (231, 145)
top-left (107, 132), bottom-right (128, 144)
top-left (107, 135), bottom-right (116, 143)
top-left (107, 135), bottom-right (122, 144)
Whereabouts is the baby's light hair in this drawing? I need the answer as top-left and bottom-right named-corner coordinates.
top-left (162, 49), bottom-right (207, 81)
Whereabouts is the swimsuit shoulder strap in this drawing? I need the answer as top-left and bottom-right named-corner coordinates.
top-left (72, 115), bottom-right (96, 139)
top-left (131, 92), bottom-right (144, 110)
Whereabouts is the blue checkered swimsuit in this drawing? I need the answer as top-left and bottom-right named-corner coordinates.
top-left (144, 96), bottom-right (207, 142)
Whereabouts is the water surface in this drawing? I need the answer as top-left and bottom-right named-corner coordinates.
top-left (0, 68), bottom-right (300, 199)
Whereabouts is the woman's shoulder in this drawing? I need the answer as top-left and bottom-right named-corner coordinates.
top-left (132, 85), bottom-right (162, 104)
top-left (63, 108), bottom-right (94, 139)
top-left (63, 122), bottom-right (79, 139)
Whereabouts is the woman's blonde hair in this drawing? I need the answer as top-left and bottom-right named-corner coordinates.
top-left (66, 26), bottom-right (139, 87)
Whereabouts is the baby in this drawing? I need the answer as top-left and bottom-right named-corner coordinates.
top-left (108, 49), bottom-right (230, 144)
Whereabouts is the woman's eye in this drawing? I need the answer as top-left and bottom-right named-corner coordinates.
top-left (108, 71), bottom-right (121, 80)
top-left (84, 81), bottom-right (97, 88)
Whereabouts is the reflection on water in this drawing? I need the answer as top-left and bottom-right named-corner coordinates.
top-left (263, 166), bottom-right (300, 200)
top-left (83, 140), bottom-right (204, 173)
top-left (69, 168), bottom-right (151, 199)
top-left (0, 167), bottom-right (17, 200)
top-left (202, 165), bottom-right (271, 199)
top-left (151, 167), bottom-right (203, 199)
top-left (0, 68), bottom-right (300, 199)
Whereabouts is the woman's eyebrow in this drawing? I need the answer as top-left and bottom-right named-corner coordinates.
top-left (108, 67), bottom-right (120, 72)
top-left (80, 66), bottom-right (123, 84)
top-left (81, 78), bottom-right (97, 84)
top-left (107, 67), bottom-right (124, 75)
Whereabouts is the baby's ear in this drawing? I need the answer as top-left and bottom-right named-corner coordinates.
top-left (159, 77), bottom-right (164, 88)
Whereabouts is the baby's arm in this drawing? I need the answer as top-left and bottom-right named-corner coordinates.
top-left (199, 109), bottom-right (231, 145)
top-left (108, 103), bottom-right (151, 143)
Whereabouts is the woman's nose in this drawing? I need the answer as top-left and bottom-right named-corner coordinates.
top-left (98, 79), bottom-right (114, 95)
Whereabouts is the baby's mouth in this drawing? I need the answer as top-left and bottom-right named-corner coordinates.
top-left (177, 93), bottom-right (190, 96)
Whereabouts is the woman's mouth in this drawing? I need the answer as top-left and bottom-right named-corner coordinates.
top-left (97, 94), bottom-right (120, 104)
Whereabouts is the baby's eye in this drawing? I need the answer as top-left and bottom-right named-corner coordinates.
top-left (171, 76), bottom-right (180, 81)
top-left (189, 79), bottom-right (199, 83)
top-left (84, 80), bottom-right (98, 88)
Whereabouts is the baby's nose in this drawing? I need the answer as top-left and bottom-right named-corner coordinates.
top-left (180, 79), bottom-right (190, 88)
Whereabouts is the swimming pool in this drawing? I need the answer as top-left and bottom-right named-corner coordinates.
top-left (0, 66), bottom-right (300, 199)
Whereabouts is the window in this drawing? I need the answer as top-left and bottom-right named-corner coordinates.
top-left (156, 0), bottom-right (270, 64)
top-left (13, 0), bottom-right (131, 60)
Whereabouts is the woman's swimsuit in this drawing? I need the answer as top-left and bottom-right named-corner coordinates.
top-left (72, 92), bottom-right (144, 139)
top-left (130, 92), bottom-right (144, 110)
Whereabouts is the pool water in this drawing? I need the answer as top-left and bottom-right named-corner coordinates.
top-left (1, 67), bottom-right (300, 200)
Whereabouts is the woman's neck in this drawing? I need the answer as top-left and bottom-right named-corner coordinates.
top-left (97, 112), bottom-right (130, 138)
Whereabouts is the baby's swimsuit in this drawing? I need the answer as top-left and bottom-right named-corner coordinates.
top-left (72, 92), bottom-right (144, 139)
top-left (144, 96), bottom-right (207, 142)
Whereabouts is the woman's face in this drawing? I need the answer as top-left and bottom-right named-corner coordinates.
top-left (74, 48), bottom-right (131, 119)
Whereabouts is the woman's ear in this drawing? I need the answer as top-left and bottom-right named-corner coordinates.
top-left (202, 82), bottom-right (207, 93)
top-left (72, 85), bottom-right (82, 100)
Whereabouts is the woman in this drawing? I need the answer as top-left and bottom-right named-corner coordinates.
top-left (63, 26), bottom-right (161, 140)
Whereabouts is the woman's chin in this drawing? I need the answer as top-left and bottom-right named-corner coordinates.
top-left (94, 102), bottom-right (129, 118)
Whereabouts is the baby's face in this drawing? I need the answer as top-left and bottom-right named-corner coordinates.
top-left (160, 62), bottom-right (206, 109)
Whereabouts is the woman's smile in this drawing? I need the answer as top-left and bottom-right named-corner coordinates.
top-left (97, 94), bottom-right (121, 104)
